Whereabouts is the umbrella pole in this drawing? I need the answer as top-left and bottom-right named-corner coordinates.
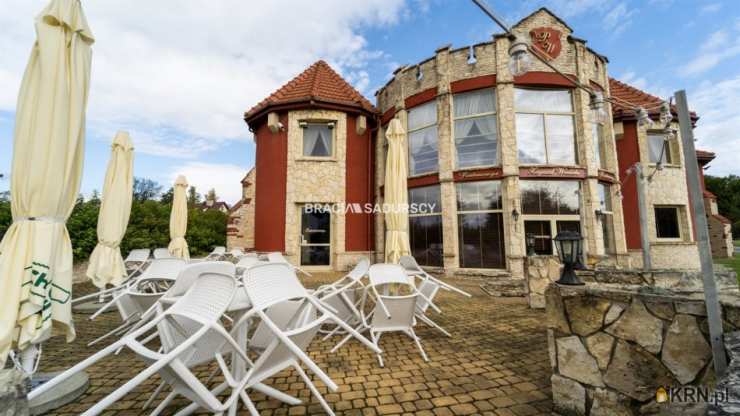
top-left (19, 344), bottom-right (40, 374)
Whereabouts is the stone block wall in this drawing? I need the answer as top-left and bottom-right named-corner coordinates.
top-left (546, 283), bottom-right (740, 415)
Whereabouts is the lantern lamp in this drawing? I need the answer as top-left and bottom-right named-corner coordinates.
top-left (553, 230), bottom-right (585, 285)
top-left (526, 233), bottom-right (536, 256)
top-left (508, 32), bottom-right (531, 77)
top-left (659, 101), bottom-right (673, 125)
top-left (636, 107), bottom-right (652, 128)
top-left (589, 92), bottom-right (608, 125)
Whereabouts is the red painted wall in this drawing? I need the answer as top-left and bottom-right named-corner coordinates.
top-left (617, 121), bottom-right (642, 250)
top-left (345, 115), bottom-right (373, 251)
top-left (254, 114), bottom-right (288, 252)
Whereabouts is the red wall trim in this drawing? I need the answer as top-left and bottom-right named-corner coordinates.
top-left (408, 173), bottom-right (440, 189)
top-left (345, 115), bottom-right (372, 252)
top-left (514, 71), bottom-right (577, 88)
top-left (617, 121), bottom-right (642, 250)
top-left (254, 114), bottom-right (288, 252)
top-left (404, 87), bottom-right (438, 109)
top-left (450, 75), bottom-right (497, 94)
top-left (519, 166), bottom-right (587, 179)
top-left (453, 167), bottom-right (504, 182)
top-left (380, 107), bottom-right (397, 125)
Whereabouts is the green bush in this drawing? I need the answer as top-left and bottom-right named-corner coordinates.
top-left (0, 179), bottom-right (227, 262)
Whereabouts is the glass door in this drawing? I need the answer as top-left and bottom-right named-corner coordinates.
top-left (300, 207), bottom-right (331, 266)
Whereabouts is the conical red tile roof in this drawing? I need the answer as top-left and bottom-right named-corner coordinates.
top-left (244, 60), bottom-right (376, 123)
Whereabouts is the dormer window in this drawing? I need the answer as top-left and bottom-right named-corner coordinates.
top-left (302, 122), bottom-right (334, 157)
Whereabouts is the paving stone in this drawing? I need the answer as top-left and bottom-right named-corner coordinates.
top-left (40, 275), bottom-right (554, 416)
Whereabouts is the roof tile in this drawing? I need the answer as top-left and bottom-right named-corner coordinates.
top-left (244, 60), bottom-right (376, 122)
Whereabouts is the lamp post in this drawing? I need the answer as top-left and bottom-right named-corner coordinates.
top-left (553, 231), bottom-right (585, 285)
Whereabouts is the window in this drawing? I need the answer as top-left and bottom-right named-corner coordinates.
top-left (456, 181), bottom-right (506, 269)
top-left (515, 88), bottom-right (577, 165)
top-left (655, 206), bottom-right (681, 239)
top-left (593, 123), bottom-right (607, 170)
top-left (300, 207), bottom-right (331, 266)
top-left (648, 133), bottom-right (672, 164)
top-left (597, 183), bottom-right (615, 254)
top-left (302, 123), bottom-right (333, 157)
top-left (453, 89), bottom-right (498, 168)
top-left (409, 185), bottom-right (443, 267)
top-left (407, 101), bottom-right (438, 175)
top-left (521, 180), bottom-right (581, 255)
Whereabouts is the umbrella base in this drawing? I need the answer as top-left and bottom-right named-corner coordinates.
top-left (73, 300), bottom-right (115, 314)
top-left (29, 371), bottom-right (89, 415)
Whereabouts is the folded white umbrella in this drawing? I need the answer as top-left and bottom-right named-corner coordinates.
top-left (384, 118), bottom-right (411, 263)
top-left (0, 0), bottom-right (94, 363)
top-left (86, 132), bottom-right (134, 289)
top-left (168, 175), bottom-right (189, 260)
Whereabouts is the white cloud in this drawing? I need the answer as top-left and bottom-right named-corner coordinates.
top-left (171, 162), bottom-right (250, 205)
top-left (681, 27), bottom-right (740, 76)
top-left (0, 0), bottom-right (408, 157)
top-left (700, 3), bottom-right (722, 13)
top-left (602, 3), bottom-right (636, 35)
top-left (691, 77), bottom-right (740, 176)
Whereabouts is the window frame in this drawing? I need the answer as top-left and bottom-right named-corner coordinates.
top-left (451, 88), bottom-right (499, 169)
top-left (592, 122), bottom-right (608, 170)
top-left (408, 185), bottom-right (444, 267)
top-left (407, 100), bottom-right (439, 177)
top-left (654, 205), bottom-right (682, 241)
top-left (597, 182), bottom-right (615, 254)
top-left (300, 121), bottom-right (336, 159)
top-left (647, 132), bottom-right (673, 166)
top-left (455, 180), bottom-right (507, 270)
top-left (520, 180), bottom-right (582, 255)
top-left (514, 87), bottom-right (578, 166)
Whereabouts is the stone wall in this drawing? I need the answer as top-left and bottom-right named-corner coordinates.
top-left (227, 168), bottom-right (256, 250)
top-left (546, 283), bottom-right (740, 415)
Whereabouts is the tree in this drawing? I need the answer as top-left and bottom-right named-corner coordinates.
top-left (705, 174), bottom-right (740, 238)
top-left (0, 198), bottom-right (10, 241)
top-left (133, 177), bottom-right (162, 201)
top-left (187, 186), bottom-right (201, 207)
top-left (206, 188), bottom-right (217, 202)
top-left (160, 187), bottom-right (174, 205)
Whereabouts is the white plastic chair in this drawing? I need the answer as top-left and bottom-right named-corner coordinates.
top-left (399, 255), bottom-right (471, 297)
top-left (29, 272), bottom-right (256, 416)
top-left (204, 246), bottom-right (226, 261)
top-left (71, 249), bottom-right (152, 305)
top-left (225, 263), bottom-right (381, 416)
top-left (314, 258), bottom-right (370, 339)
top-left (153, 247), bottom-right (173, 259)
top-left (331, 263), bottom-right (432, 367)
top-left (267, 251), bottom-right (313, 277)
top-left (234, 255), bottom-right (262, 277)
top-left (229, 247), bottom-right (246, 258)
top-left (415, 279), bottom-right (451, 337)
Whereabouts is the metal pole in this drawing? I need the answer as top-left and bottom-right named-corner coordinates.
top-left (675, 90), bottom-right (727, 376)
top-left (634, 163), bottom-right (652, 271)
top-left (470, 0), bottom-right (512, 33)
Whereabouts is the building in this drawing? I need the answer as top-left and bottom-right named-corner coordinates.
top-left (697, 150), bottom-right (734, 258)
top-left (227, 168), bottom-right (256, 250)
top-left (244, 61), bottom-right (376, 270)
top-left (243, 8), bottom-right (712, 277)
top-left (198, 196), bottom-right (229, 213)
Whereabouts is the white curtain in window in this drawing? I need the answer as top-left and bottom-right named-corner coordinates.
top-left (648, 135), bottom-right (666, 163)
top-left (515, 88), bottom-right (572, 112)
top-left (304, 124), bottom-right (331, 156)
top-left (516, 114), bottom-right (546, 164)
top-left (545, 115), bottom-right (576, 165)
top-left (408, 101), bottom-right (437, 131)
top-left (454, 89), bottom-right (496, 117)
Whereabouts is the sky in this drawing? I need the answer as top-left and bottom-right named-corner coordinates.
top-left (0, 0), bottom-right (738, 204)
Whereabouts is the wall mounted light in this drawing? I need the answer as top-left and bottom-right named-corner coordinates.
top-left (636, 107), bottom-right (652, 128)
top-left (467, 45), bottom-right (477, 64)
top-left (508, 32), bottom-right (531, 77)
top-left (511, 208), bottom-right (520, 223)
top-left (416, 65), bottom-right (423, 81)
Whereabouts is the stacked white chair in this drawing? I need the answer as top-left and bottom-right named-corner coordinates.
top-left (229, 247), bottom-right (246, 258)
top-left (331, 263), bottom-right (437, 367)
top-left (314, 257), bottom-right (370, 340)
top-left (87, 258), bottom-right (189, 345)
top-left (29, 272), bottom-right (256, 416)
top-left (267, 251), bottom-right (313, 277)
top-left (153, 247), bottom-right (173, 259)
top-left (71, 248), bottom-right (152, 306)
top-left (204, 246), bottom-right (227, 261)
top-left (399, 255), bottom-right (472, 297)
top-left (224, 262), bottom-right (381, 416)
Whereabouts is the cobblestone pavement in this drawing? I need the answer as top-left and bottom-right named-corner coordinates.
top-left (41, 272), bottom-right (553, 415)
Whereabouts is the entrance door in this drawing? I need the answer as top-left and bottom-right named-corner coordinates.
top-left (300, 208), bottom-right (331, 266)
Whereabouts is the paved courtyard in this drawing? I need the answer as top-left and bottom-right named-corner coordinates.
top-left (41, 273), bottom-right (553, 416)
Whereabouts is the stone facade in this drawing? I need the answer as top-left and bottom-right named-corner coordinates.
top-left (374, 9), bottom-right (629, 281)
top-left (283, 109), bottom-right (348, 269)
top-left (227, 168), bottom-right (256, 250)
top-left (705, 194), bottom-right (734, 258)
top-left (546, 283), bottom-right (740, 415)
